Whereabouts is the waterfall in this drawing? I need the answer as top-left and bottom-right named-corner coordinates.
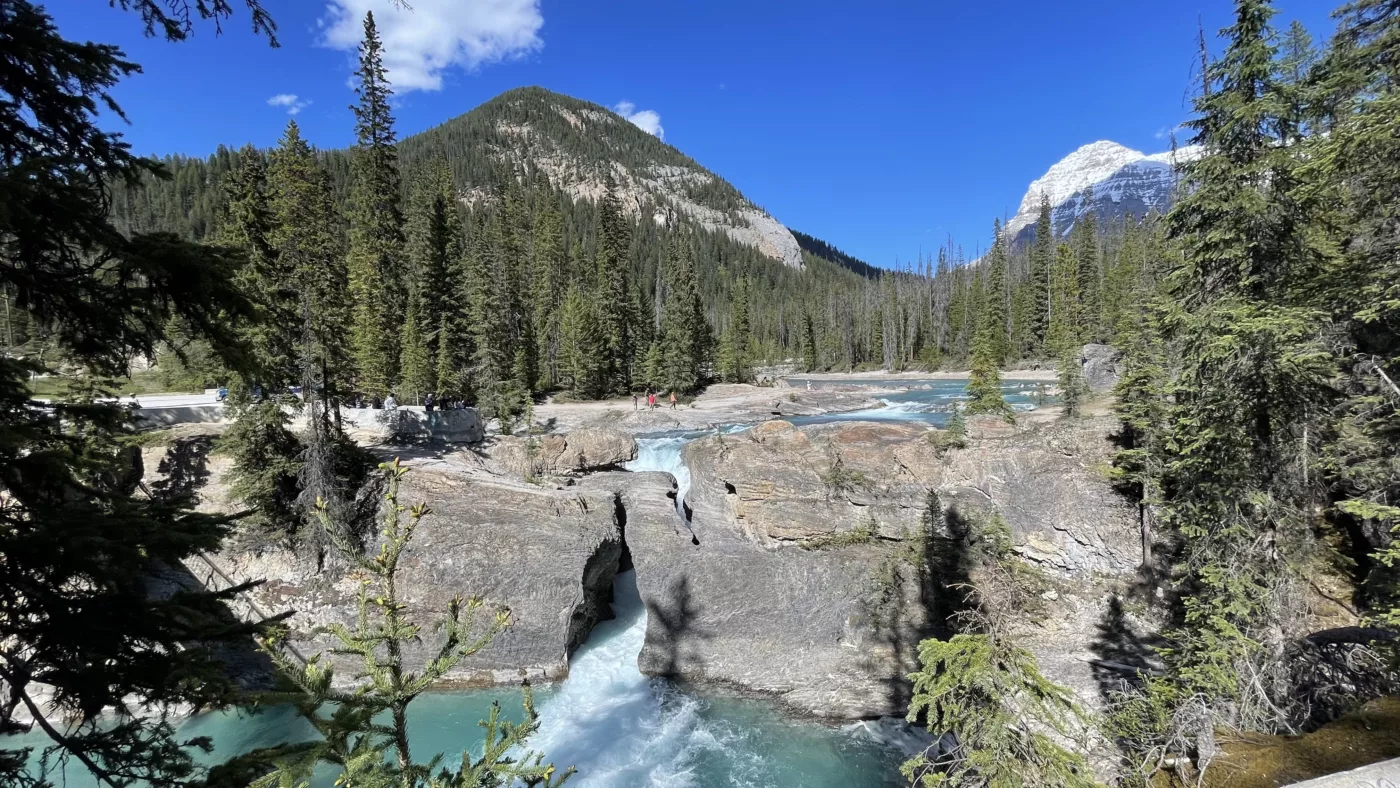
top-left (522, 429), bottom-right (904, 787)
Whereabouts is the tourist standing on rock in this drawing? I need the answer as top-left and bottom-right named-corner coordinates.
top-left (633, 392), bottom-right (639, 411)
top-left (669, 391), bottom-right (677, 409)
top-left (384, 393), bottom-right (398, 411)
top-left (424, 393), bottom-right (435, 412)
top-left (648, 390), bottom-right (656, 409)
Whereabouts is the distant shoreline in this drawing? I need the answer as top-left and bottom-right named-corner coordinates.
top-left (782, 368), bottom-right (1059, 383)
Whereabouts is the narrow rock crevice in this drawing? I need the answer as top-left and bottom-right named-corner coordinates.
top-left (614, 494), bottom-right (634, 573)
top-left (565, 522), bottom-right (624, 656)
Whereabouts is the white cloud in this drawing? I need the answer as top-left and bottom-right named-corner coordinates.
top-left (613, 100), bottom-right (663, 139)
top-left (321, 0), bottom-right (543, 93)
top-left (1154, 123), bottom-right (1187, 141)
top-left (267, 93), bottom-right (312, 115)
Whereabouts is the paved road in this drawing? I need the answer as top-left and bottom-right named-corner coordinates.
top-left (120, 393), bottom-right (221, 408)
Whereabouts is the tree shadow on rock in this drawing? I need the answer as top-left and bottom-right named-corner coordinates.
top-left (867, 491), bottom-right (975, 715)
top-left (149, 435), bottom-right (215, 504)
top-left (1090, 594), bottom-right (1164, 704)
top-left (642, 574), bottom-right (711, 678)
top-left (147, 558), bottom-right (280, 692)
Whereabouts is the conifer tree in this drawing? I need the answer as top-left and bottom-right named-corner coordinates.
top-left (0, 3), bottom-right (269, 783)
top-left (346, 11), bottom-right (406, 398)
top-left (902, 509), bottom-right (1100, 788)
top-left (1046, 243), bottom-right (1081, 358)
top-left (980, 220), bottom-right (1011, 366)
top-left (1309, 0), bottom-right (1400, 631)
top-left (268, 121), bottom-right (353, 406)
top-left (1276, 19), bottom-right (1318, 140)
top-left (1030, 193), bottom-right (1055, 355)
top-left (530, 195), bottom-right (567, 389)
top-left (399, 299), bottom-right (433, 403)
top-left (801, 311), bottom-right (819, 372)
top-left (870, 306), bottom-right (885, 369)
top-left (1110, 298), bottom-right (1167, 567)
top-left (1009, 278), bottom-right (1035, 360)
top-left (659, 232), bottom-right (708, 393)
top-left (945, 404), bottom-right (968, 446)
top-left (219, 143), bottom-right (301, 543)
top-left (560, 285), bottom-right (606, 398)
top-left (641, 339), bottom-right (664, 391)
top-left (467, 213), bottom-right (513, 400)
top-left (406, 157), bottom-right (462, 378)
top-left (1150, 0), bottom-right (1329, 742)
top-left (1056, 346), bottom-right (1086, 419)
top-left (594, 180), bottom-right (636, 392)
top-left (436, 311), bottom-right (462, 399)
top-left (965, 325), bottom-right (1013, 421)
top-left (1071, 194), bottom-right (1101, 343)
top-left (724, 277), bottom-right (753, 383)
top-left (214, 147), bottom-right (292, 379)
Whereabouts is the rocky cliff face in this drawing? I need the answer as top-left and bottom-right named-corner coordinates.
top-left (418, 87), bottom-right (806, 270)
top-left (684, 418), bottom-right (1137, 574)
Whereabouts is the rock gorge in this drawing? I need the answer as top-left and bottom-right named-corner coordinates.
top-left (150, 405), bottom-right (1143, 722)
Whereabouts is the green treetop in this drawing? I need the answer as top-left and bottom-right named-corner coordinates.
top-left (965, 327), bottom-right (1012, 422)
top-left (659, 232), bottom-right (709, 393)
top-left (346, 11), bottom-right (407, 398)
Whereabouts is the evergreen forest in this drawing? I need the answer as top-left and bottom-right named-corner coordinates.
top-left (1, 0), bottom-right (1399, 787)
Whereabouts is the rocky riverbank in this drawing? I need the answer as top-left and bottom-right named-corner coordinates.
top-left (125, 402), bottom-right (1150, 725)
top-left (531, 382), bottom-right (890, 434)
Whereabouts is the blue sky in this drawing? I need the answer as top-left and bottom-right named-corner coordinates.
top-left (47, 0), bottom-right (1334, 267)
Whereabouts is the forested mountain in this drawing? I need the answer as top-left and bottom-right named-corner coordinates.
top-left (791, 230), bottom-right (881, 279)
top-left (114, 87), bottom-right (805, 269)
top-left (98, 87), bottom-right (1164, 395)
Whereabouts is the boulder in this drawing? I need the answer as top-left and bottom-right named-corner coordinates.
top-left (683, 419), bottom-right (941, 544)
top-left (173, 460), bottom-right (625, 687)
top-left (683, 418), bottom-right (1136, 573)
top-left (487, 427), bottom-right (637, 477)
top-left (1081, 343), bottom-right (1124, 392)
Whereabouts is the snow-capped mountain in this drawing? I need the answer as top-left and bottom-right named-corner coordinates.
top-left (1004, 141), bottom-right (1200, 242)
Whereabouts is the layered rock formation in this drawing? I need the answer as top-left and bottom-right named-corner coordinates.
top-left (160, 452), bottom-right (628, 687)
top-left (144, 411), bottom-right (1140, 720)
top-left (684, 418), bottom-right (1137, 574)
top-left (591, 415), bottom-right (1144, 719)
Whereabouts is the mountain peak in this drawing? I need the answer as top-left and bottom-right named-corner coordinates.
top-left (408, 87), bottom-right (805, 270)
top-left (1003, 140), bottom-right (1200, 240)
